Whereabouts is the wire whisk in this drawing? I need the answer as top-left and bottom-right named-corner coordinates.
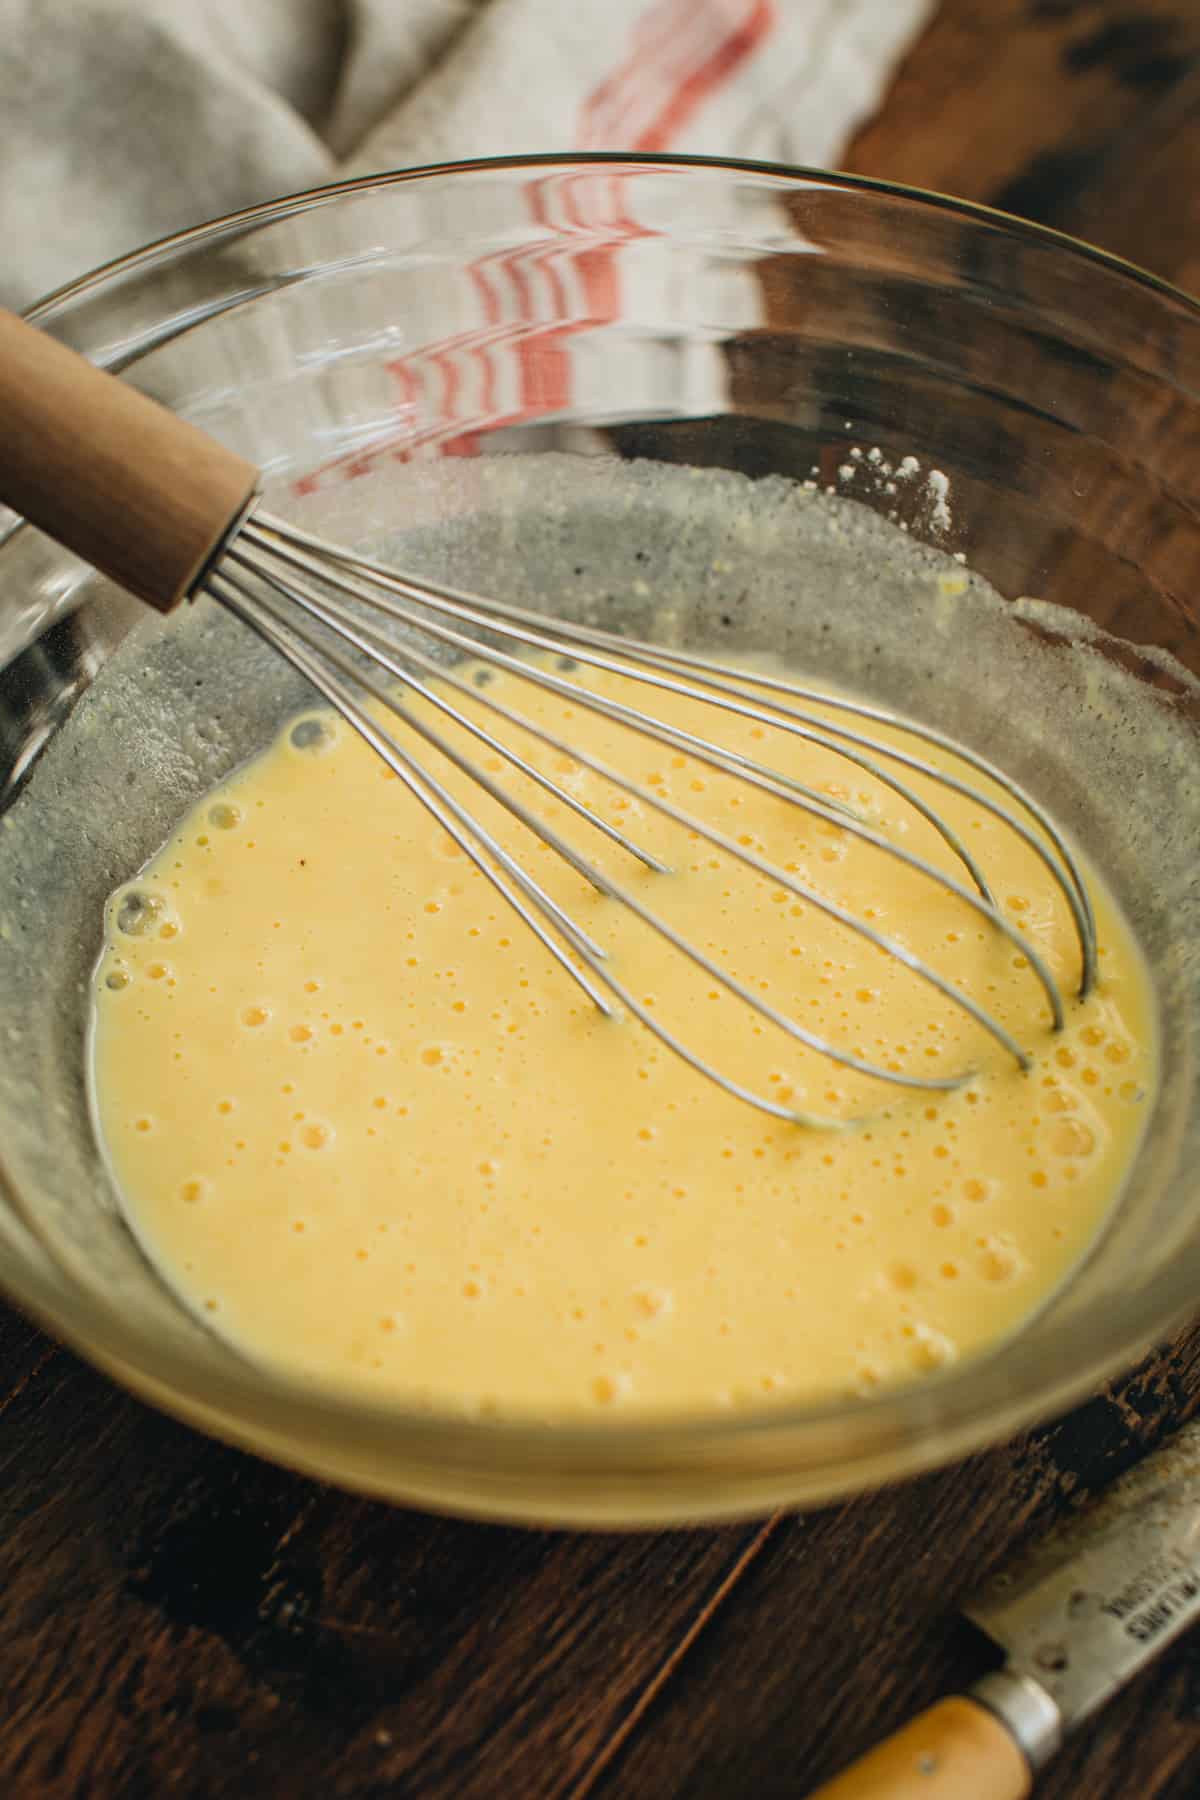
top-left (213, 516), bottom-right (1096, 1125)
top-left (0, 307), bottom-right (1096, 1126)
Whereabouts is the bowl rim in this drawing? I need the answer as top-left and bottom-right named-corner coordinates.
top-left (24, 150), bottom-right (1200, 329)
top-left (5, 151), bottom-right (1198, 1508)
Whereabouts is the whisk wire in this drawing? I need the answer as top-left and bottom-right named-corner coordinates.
top-left (251, 514), bottom-right (1096, 994)
top-left (234, 522), bottom-right (1068, 1035)
top-left (240, 563), bottom-right (1037, 1078)
top-left (215, 520), bottom-right (1079, 1110)
top-left (207, 511), bottom-right (1097, 1119)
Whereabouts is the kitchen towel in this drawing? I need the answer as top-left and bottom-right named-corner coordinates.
top-left (2, 0), bottom-right (934, 310)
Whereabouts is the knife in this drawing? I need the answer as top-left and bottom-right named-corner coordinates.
top-left (809, 1419), bottom-right (1200, 1797)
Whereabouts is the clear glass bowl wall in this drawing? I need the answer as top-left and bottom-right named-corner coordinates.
top-left (0, 159), bottom-right (1198, 1525)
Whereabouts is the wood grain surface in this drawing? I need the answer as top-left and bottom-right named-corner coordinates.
top-left (4, 3), bottom-right (1200, 1795)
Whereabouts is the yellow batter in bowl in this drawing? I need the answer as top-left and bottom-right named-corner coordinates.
top-left (90, 655), bottom-right (1155, 1417)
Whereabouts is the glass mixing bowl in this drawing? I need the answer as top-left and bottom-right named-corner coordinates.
top-left (1, 157), bottom-right (1198, 1527)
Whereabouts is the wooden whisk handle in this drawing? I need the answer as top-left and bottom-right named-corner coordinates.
top-left (0, 307), bottom-right (259, 613)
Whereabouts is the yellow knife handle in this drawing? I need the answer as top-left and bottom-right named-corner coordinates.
top-left (806, 1696), bottom-right (1032, 1800)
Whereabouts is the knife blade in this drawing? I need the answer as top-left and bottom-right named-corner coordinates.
top-left (809, 1419), bottom-right (1200, 1798)
top-left (967, 1417), bottom-right (1200, 1732)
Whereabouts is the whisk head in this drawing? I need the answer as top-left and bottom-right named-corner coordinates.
top-left (203, 507), bottom-right (1097, 1128)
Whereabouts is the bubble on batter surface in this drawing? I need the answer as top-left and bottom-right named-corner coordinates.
top-left (591, 1372), bottom-right (633, 1405)
top-left (909, 1325), bottom-right (957, 1371)
top-left (978, 1240), bottom-right (1021, 1283)
top-left (114, 888), bottom-right (165, 938)
top-left (289, 715), bottom-right (335, 752)
top-left (1047, 1117), bottom-right (1096, 1157)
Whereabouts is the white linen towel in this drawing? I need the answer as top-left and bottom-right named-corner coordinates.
top-left (0, 0), bottom-right (933, 308)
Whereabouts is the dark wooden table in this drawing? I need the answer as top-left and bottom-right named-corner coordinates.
top-left (5, 3), bottom-right (1200, 1794)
